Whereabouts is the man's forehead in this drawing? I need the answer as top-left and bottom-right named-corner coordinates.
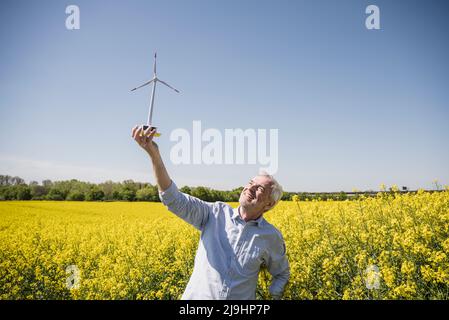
top-left (251, 175), bottom-right (273, 187)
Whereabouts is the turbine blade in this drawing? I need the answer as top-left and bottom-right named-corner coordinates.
top-left (153, 52), bottom-right (157, 75)
top-left (130, 79), bottom-right (155, 91)
top-left (158, 79), bottom-right (180, 93)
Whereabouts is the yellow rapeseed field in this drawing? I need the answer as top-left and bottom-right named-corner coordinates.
top-left (1, 189), bottom-right (448, 300)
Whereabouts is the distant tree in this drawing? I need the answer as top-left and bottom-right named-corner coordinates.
top-left (136, 187), bottom-right (151, 201)
top-left (0, 184), bottom-right (31, 200)
top-left (15, 185), bottom-right (32, 200)
top-left (85, 186), bottom-right (104, 201)
top-left (338, 192), bottom-right (348, 201)
top-left (136, 186), bottom-right (159, 201)
top-left (112, 190), bottom-right (122, 201)
top-left (0, 175), bottom-right (12, 186)
top-left (0, 175), bottom-right (25, 186)
top-left (0, 186), bottom-right (16, 200)
top-left (149, 185), bottom-right (160, 202)
top-left (219, 191), bottom-right (231, 202)
top-left (99, 180), bottom-right (116, 201)
top-left (48, 181), bottom-right (72, 200)
top-left (281, 192), bottom-right (293, 201)
top-left (116, 180), bottom-right (139, 201)
top-left (67, 190), bottom-right (85, 201)
top-left (122, 180), bottom-right (138, 190)
top-left (192, 187), bottom-right (212, 202)
top-left (11, 176), bottom-right (25, 185)
top-left (228, 187), bottom-right (243, 202)
top-left (180, 186), bottom-right (192, 195)
top-left (46, 188), bottom-right (65, 201)
top-left (214, 190), bottom-right (227, 202)
top-left (42, 180), bottom-right (53, 188)
top-left (120, 189), bottom-right (136, 201)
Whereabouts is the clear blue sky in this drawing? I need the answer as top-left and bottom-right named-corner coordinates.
top-left (1, 0), bottom-right (448, 192)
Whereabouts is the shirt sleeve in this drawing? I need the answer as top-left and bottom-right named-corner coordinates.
top-left (158, 181), bottom-right (212, 231)
top-left (266, 230), bottom-right (290, 299)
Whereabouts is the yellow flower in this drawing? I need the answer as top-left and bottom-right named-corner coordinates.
top-left (381, 267), bottom-right (396, 288)
top-left (401, 261), bottom-right (415, 276)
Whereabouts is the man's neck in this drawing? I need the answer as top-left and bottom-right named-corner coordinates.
top-left (238, 206), bottom-right (263, 222)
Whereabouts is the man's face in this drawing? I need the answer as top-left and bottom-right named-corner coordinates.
top-left (239, 175), bottom-right (275, 217)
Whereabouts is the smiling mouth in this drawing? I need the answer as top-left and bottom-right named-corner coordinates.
top-left (245, 191), bottom-right (255, 201)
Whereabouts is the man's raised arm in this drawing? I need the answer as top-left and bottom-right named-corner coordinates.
top-left (132, 126), bottom-right (171, 191)
top-left (132, 125), bottom-right (211, 230)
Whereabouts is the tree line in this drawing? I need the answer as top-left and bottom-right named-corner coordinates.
top-left (1, 174), bottom-right (405, 202)
top-left (0, 174), bottom-right (247, 202)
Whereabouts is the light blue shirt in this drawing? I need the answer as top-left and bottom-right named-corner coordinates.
top-left (159, 181), bottom-right (290, 300)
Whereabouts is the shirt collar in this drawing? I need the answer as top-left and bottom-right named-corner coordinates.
top-left (232, 207), bottom-right (264, 228)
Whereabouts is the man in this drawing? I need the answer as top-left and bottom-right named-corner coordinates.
top-left (132, 125), bottom-right (290, 300)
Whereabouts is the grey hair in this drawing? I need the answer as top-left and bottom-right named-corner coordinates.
top-left (257, 170), bottom-right (283, 210)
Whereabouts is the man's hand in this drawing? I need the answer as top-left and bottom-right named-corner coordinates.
top-left (131, 125), bottom-right (171, 191)
top-left (132, 125), bottom-right (159, 156)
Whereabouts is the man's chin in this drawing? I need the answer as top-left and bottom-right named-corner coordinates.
top-left (239, 200), bottom-right (254, 208)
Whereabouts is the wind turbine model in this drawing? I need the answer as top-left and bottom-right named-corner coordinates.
top-left (131, 52), bottom-right (180, 137)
